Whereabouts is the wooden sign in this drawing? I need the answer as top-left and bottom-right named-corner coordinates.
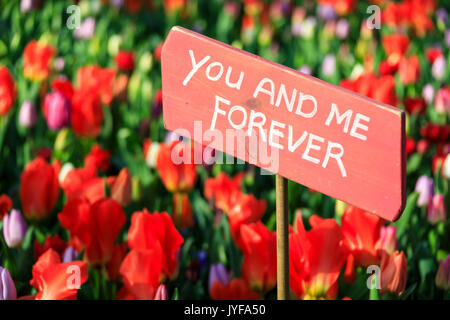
top-left (161, 26), bottom-right (406, 222)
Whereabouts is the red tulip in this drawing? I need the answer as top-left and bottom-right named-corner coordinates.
top-left (20, 158), bottom-right (60, 220)
top-left (34, 234), bottom-right (67, 260)
top-left (426, 47), bottom-right (443, 64)
top-left (113, 74), bottom-right (129, 103)
top-left (115, 286), bottom-right (138, 300)
top-left (84, 144), bottom-right (111, 172)
top-left (379, 61), bottom-right (399, 75)
top-left (153, 43), bottom-right (163, 62)
top-left (341, 205), bottom-right (384, 269)
top-left (239, 222), bottom-right (276, 294)
top-left (115, 51), bottom-right (135, 71)
top-left (373, 74), bottom-right (397, 106)
top-left (23, 41), bottom-right (56, 81)
top-left (0, 66), bottom-right (16, 116)
top-left (71, 88), bottom-right (103, 138)
top-left (51, 78), bottom-right (74, 100)
top-left (76, 66), bottom-right (116, 105)
top-left (61, 164), bottom-right (130, 207)
top-left (58, 197), bottom-right (126, 266)
top-left (60, 164), bottom-right (103, 203)
top-left (421, 123), bottom-right (450, 143)
top-left (405, 137), bottom-right (416, 156)
top-left (156, 141), bottom-right (197, 193)
top-left (399, 55), bottom-right (420, 85)
top-left (382, 0), bottom-right (434, 37)
top-left (0, 194), bottom-right (12, 220)
top-left (210, 278), bottom-right (260, 300)
top-left (404, 97), bottom-right (426, 115)
top-left (126, 209), bottom-right (184, 279)
top-left (35, 146), bottom-right (53, 162)
top-left (340, 72), bottom-right (397, 106)
top-left (381, 34), bottom-right (409, 64)
top-left (110, 168), bottom-right (132, 207)
top-left (106, 243), bottom-right (127, 281)
top-left (163, 0), bottom-right (186, 13)
top-left (204, 172), bottom-right (244, 213)
top-left (172, 192), bottom-right (193, 229)
top-left (380, 250), bottom-right (407, 296)
top-left (290, 215), bottom-right (347, 299)
top-left (30, 249), bottom-right (88, 300)
top-left (119, 247), bottom-right (163, 300)
top-left (228, 193), bottom-right (266, 246)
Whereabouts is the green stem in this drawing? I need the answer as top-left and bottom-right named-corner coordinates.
top-left (0, 231), bottom-right (18, 279)
top-left (0, 114), bottom-right (11, 155)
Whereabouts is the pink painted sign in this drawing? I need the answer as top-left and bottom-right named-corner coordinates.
top-left (161, 26), bottom-right (406, 221)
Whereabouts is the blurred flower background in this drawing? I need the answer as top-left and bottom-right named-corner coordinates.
top-left (0, 0), bottom-right (450, 300)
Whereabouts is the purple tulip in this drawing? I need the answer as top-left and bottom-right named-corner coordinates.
top-left (62, 246), bottom-right (78, 263)
top-left (154, 284), bottom-right (168, 300)
top-left (0, 267), bottom-right (17, 300)
top-left (43, 91), bottom-right (71, 130)
top-left (435, 255), bottom-right (450, 290)
top-left (198, 250), bottom-right (207, 272)
top-left (111, 0), bottom-right (124, 8)
top-left (280, 1), bottom-right (291, 17)
top-left (428, 194), bottom-right (447, 224)
top-left (74, 18), bottom-right (96, 40)
top-left (317, 5), bottom-right (336, 21)
top-left (322, 54), bottom-right (336, 77)
top-left (202, 147), bottom-right (216, 167)
top-left (208, 264), bottom-right (230, 292)
top-left (422, 84), bottom-right (435, 105)
top-left (432, 56), bottom-right (446, 81)
top-left (3, 209), bottom-right (27, 248)
top-left (446, 30), bottom-right (450, 48)
top-left (53, 57), bottom-right (65, 72)
top-left (152, 98), bottom-right (163, 118)
top-left (18, 101), bottom-right (37, 128)
top-left (415, 175), bottom-right (434, 207)
top-left (20, 0), bottom-right (34, 12)
top-left (298, 65), bottom-right (312, 75)
top-left (165, 131), bottom-right (183, 145)
top-left (437, 8), bottom-right (448, 24)
top-left (336, 19), bottom-right (350, 39)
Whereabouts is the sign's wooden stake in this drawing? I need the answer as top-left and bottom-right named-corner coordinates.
top-left (276, 174), bottom-right (289, 300)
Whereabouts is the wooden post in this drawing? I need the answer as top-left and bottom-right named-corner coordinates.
top-left (276, 174), bottom-right (289, 300)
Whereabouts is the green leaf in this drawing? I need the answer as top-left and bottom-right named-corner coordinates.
top-left (172, 287), bottom-right (179, 300)
top-left (407, 153), bottom-right (422, 174)
top-left (394, 192), bottom-right (419, 239)
top-left (400, 283), bottom-right (417, 300)
top-left (21, 225), bottom-right (34, 250)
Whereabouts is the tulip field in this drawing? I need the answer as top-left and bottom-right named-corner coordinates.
top-left (0, 0), bottom-right (450, 301)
